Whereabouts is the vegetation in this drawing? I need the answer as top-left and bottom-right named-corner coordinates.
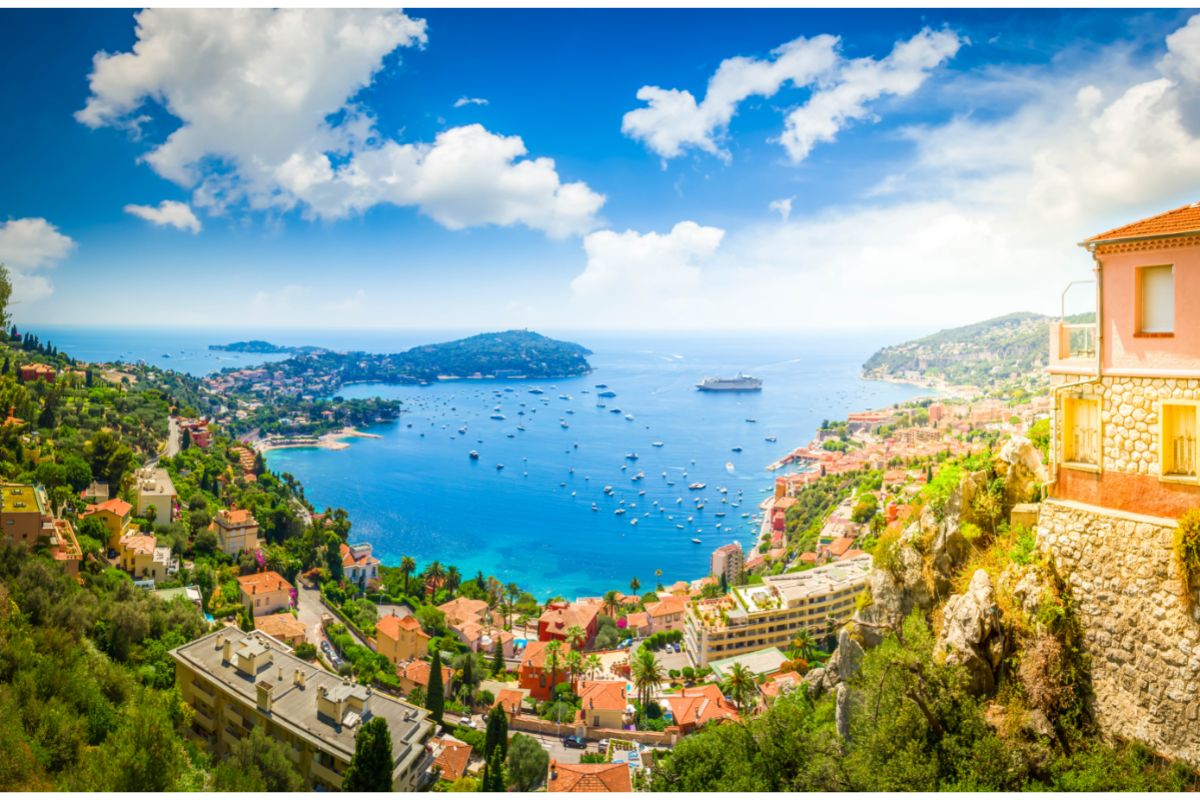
top-left (1174, 508), bottom-right (1200, 609)
top-left (342, 716), bottom-right (394, 791)
top-left (505, 733), bottom-right (549, 792)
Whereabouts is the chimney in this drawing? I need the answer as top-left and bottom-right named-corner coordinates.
top-left (222, 637), bottom-right (232, 663)
top-left (294, 669), bottom-right (306, 688)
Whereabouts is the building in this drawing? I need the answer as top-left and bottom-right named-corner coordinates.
top-left (397, 658), bottom-right (455, 697)
top-left (759, 670), bottom-right (804, 705)
top-left (134, 466), bottom-right (177, 525)
top-left (492, 687), bottom-right (525, 718)
top-left (429, 736), bottom-right (472, 782)
top-left (576, 681), bottom-right (628, 729)
top-left (547, 761), bottom-right (632, 793)
top-left (254, 612), bottom-right (308, 648)
top-left (119, 533), bottom-right (175, 584)
top-left (708, 646), bottom-right (790, 681)
top-left (710, 541), bottom-right (745, 587)
top-left (537, 600), bottom-right (600, 646)
top-left (664, 683), bottom-right (739, 735)
top-left (375, 613), bottom-right (430, 665)
top-left (0, 484), bottom-right (81, 575)
top-left (437, 596), bottom-right (488, 628)
top-left (454, 621), bottom-right (514, 657)
top-left (19, 363), bottom-right (55, 382)
top-left (81, 497), bottom-right (133, 550)
top-left (171, 629), bottom-right (435, 790)
top-left (644, 594), bottom-right (688, 634)
top-left (340, 542), bottom-right (380, 589)
top-left (213, 508), bottom-right (260, 556)
top-left (238, 570), bottom-right (294, 617)
top-left (1048, 201), bottom-right (1200, 518)
top-left (518, 640), bottom-right (573, 701)
top-left (684, 554), bottom-right (871, 667)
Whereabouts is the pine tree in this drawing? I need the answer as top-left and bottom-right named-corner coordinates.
top-left (426, 650), bottom-right (445, 725)
top-left (342, 717), bottom-right (394, 791)
top-left (491, 643), bottom-right (505, 677)
top-left (484, 704), bottom-right (509, 763)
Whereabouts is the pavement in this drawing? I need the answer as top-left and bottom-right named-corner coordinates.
top-left (294, 579), bottom-right (369, 652)
top-left (513, 729), bottom-right (596, 765)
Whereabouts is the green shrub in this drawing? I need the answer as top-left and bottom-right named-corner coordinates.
top-left (1174, 509), bottom-right (1200, 609)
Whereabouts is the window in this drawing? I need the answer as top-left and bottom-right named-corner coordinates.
top-left (1138, 265), bottom-right (1175, 334)
top-left (1161, 402), bottom-right (1198, 481)
top-left (1062, 395), bottom-right (1101, 466)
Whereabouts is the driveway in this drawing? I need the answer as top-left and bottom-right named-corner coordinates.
top-left (295, 580), bottom-right (369, 651)
top-left (513, 730), bottom-right (594, 766)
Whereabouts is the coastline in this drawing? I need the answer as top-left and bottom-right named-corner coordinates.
top-left (252, 426), bottom-right (382, 453)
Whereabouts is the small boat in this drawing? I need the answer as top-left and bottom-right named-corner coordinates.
top-left (610, 408), bottom-right (622, 414)
top-left (731, 446), bottom-right (742, 453)
top-left (560, 421), bottom-right (569, 429)
top-left (614, 508), bottom-right (626, 516)
top-left (696, 503), bottom-right (705, 510)
top-left (630, 518), bottom-right (639, 526)
top-left (506, 433), bottom-right (515, 438)
top-left (624, 414), bottom-right (635, 421)
top-left (496, 464), bottom-right (504, 470)
top-left (625, 452), bottom-right (639, 460)
top-left (632, 471), bottom-right (645, 482)
top-left (558, 394), bottom-right (569, 400)
top-left (715, 511), bottom-right (726, 517)
top-left (765, 436), bottom-right (777, 443)
top-left (745, 418), bottom-right (757, 423)
top-left (598, 390), bottom-right (617, 398)
top-left (604, 485), bottom-right (614, 495)
top-left (651, 441), bottom-right (664, 448)
top-left (676, 524), bottom-right (685, 530)
top-left (688, 482), bottom-right (706, 490)
top-left (596, 403), bottom-right (607, 409)
top-left (725, 461), bottom-right (734, 470)
top-left (529, 388), bottom-right (544, 394)
top-left (595, 383), bottom-right (608, 389)
top-left (517, 425), bottom-right (526, 431)
top-left (592, 504), bottom-right (599, 512)
top-left (490, 413), bottom-right (506, 420)
top-left (469, 450), bottom-right (479, 459)
top-left (691, 538), bottom-right (702, 544)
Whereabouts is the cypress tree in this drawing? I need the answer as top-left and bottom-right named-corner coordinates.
top-left (484, 704), bottom-right (508, 763)
top-left (481, 746), bottom-right (505, 792)
top-left (342, 717), bottom-right (393, 791)
top-left (491, 643), bottom-right (505, 677)
top-left (426, 650), bottom-right (445, 725)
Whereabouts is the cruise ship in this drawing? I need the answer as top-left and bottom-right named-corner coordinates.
top-left (696, 372), bottom-right (763, 392)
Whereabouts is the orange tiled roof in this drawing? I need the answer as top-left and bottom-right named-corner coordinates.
top-left (827, 537), bottom-right (856, 558)
top-left (539, 602), bottom-right (599, 637)
top-left (401, 659), bottom-right (453, 688)
top-left (646, 594), bottom-right (688, 619)
top-left (217, 508), bottom-right (257, 527)
top-left (1084, 201), bottom-right (1200, 244)
top-left (624, 611), bottom-right (649, 631)
top-left (431, 736), bottom-right (472, 782)
top-left (548, 761), bottom-right (632, 792)
top-left (255, 612), bottom-right (306, 641)
top-left (376, 613), bottom-right (428, 641)
top-left (667, 683), bottom-right (740, 729)
top-left (760, 670), bottom-right (803, 699)
top-left (340, 542), bottom-right (380, 568)
top-left (438, 596), bottom-right (488, 625)
top-left (237, 570), bottom-right (293, 595)
top-left (493, 687), bottom-right (525, 714)
top-left (578, 681), bottom-right (626, 713)
top-left (121, 533), bottom-right (157, 556)
top-left (520, 639), bottom-right (571, 670)
top-left (86, 497), bottom-right (132, 518)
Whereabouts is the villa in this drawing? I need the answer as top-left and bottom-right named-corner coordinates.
top-left (644, 594), bottom-right (688, 634)
top-left (254, 612), bottom-right (307, 648)
top-left (171, 629), bottom-right (435, 790)
top-left (518, 640), bottom-right (573, 701)
top-left (375, 613), bottom-right (430, 665)
top-left (118, 532), bottom-right (175, 584)
top-left (438, 596), bottom-right (489, 628)
top-left (82, 496), bottom-right (133, 550)
top-left (340, 542), bottom-right (380, 589)
top-left (665, 683), bottom-right (739, 735)
top-left (547, 760), bottom-right (632, 793)
top-left (238, 570), bottom-right (294, 617)
top-left (212, 508), bottom-right (260, 556)
top-left (684, 553), bottom-right (871, 667)
top-left (397, 658), bottom-right (455, 697)
top-left (429, 735), bottom-right (473, 782)
top-left (575, 680), bottom-right (628, 729)
top-left (537, 599), bottom-right (600, 646)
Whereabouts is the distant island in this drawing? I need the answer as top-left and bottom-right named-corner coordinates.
top-left (209, 340), bottom-right (325, 355)
top-left (862, 311), bottom-right (1090, 394)
top-left (209, 329), bottom-right (593, 399)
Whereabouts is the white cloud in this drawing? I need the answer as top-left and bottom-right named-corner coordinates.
top-left (0, 218), bottom-right (76, 306)
top-left (79, 9), bottom-right (603, 237)
top-left (768, 196), bottom-right (794, 221)
top-left (779, 28), bottom-right (962, 162)
top-left (621, 35), bottom-right (838, 161)
top-left (124, 200), bottom-right (202, 233)
top-left (622, 28), bottom-right (960, 165)
top-left (453, 96), bottom-right (489, 108)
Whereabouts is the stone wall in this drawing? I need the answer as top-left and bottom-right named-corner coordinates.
top-left (1037, 497), bottom-right (1200, 765)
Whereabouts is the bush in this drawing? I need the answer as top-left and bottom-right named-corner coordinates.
top-left (1174, 508), bottom-right (1200, 609)
top-left (294, 642), bottom-right (317, 661)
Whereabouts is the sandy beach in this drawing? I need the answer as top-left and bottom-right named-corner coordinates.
top-left (253, 427), bottom-right (382, 453)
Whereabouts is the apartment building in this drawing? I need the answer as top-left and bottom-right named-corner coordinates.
top-left (0, 483), bottom-right (82, 574)
top-left (684, 553), bottom-right (871, 667)
top-left (710, 541), bottom-right (745, 587)
top-left (172, 629), bottom-right (435, 791)
top-left (134, 466), bottom-right (177, 524)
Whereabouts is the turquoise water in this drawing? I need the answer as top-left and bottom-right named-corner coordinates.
top-left (25, 325), bottom-right (926, 598)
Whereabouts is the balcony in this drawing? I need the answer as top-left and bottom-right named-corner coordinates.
top-left (1049, 320), bottom-right (1098, 373)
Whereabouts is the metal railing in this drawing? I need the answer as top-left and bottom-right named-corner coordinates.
top-left (1169, 433), bottom-right (1197, 477)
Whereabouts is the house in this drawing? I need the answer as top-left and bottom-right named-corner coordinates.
top-left (134, 466), bottom-right (177, 525)
top-left (546, 761), bottom-right (632, 793)
top-left (623, 611), bottom-right (651, 637)
top-left (437, 596), bottom-right (488, 628)
top-left (118, 533), bottom-right (175, 584)
top-left (576, 681), bottom-right (628, 730)
top-left (537, 600), bottom-right (599, 646)
top-left (429, 736), bottom-right (472, 782)
top-left (455, 622), bottom-right (514, 657)
top-left (340, 542), bottom-right (380, 589)
top-left (376, 613), bottom-right (430, 665)
top-left (213, 508), bottom-right (260, 556)
top-left (518, 640), bottom-right (572, 701)
top-left (80, 480), bottom-right (110, 503)
top-left (171, 629), bottom-right (434, 790)
top-left (19, 363), bottom-right (55, 382)
top-left (665, 683), bottom-right (740, 735)
top-left (645, 594), bottom-right (688, 633)
top-left (397, 658), bottom-right (455, 697)
top-left (492, 687), bottom-right (526, 718)
top-left (708, 646), bottom-right (791, 681)
top-left (255, 612), bottom-right (308, 648)
top-left (82, 497), bottom-right (133, 550)
top-left (238, 570), bottom-right (294, 617)
top-left (759, 670), bottom-right (804, 705)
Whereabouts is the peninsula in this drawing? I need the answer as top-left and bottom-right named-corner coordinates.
top-left (208, 340), bottom-right (326, 355)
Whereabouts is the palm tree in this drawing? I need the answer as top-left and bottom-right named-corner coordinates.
top-left (721, 662), bottom-right (757, 711)
top-left (630, 647), bottom-right (662, 709)
top-left (564, 648), bottom-right (583, 688)
top-left (543, 640), bottom-right (563, 698)
top-left (584, 653), bottom-right (603, 680)
top-left (424, 560), bottom-right (444, 594)
top-left (791, 629), bottom-right (815, 662)
top-left (399, 555), bottom-right (416, 595)
top-left (565, 624), bottom-right (587, 652)
top-left (445, 566), bottom-right (462, 594)
top-left (630, 576), bottom-right (641, 595)
top-left (603, 589), bottom-right (620, 617)
top-left (654, 568), bottom-right (663, 591)
top-left (506, 582), bottom-right (521, 627)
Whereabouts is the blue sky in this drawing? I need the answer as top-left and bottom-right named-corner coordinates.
top-left (1, 7), bottom-right (1198, 331)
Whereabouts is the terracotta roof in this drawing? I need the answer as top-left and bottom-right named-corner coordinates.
top-left (401, 659), bottom-right (453, 688)
top-left (760, 670), bottom-right (803, 699)
top-left (538, 602), bottom-right (599, 637)
top-left (340, 542), bottom-right (380, 568)
top-left (547, 761), bottom-right (632, 793)
top-left (624, 611), bottom-right (649, 631)
top-left (578, 681), bottom-right (627, 713)
top-left (254, 612), bottom-right (307, 641)
top-left (520, 639), bottom-right (571, 670)
top-left (493, 687), bottom-right (525, 714)
top-left (840, 548), bottom-right (867, 560)
top-left (237, 570), bottom-right (293, 596)
top-left (827, 537), bottom-right (856, 558)
top-left (667, 683), bottom-right (740, 729)
top-left (87, 497), bottom-right (132, 518)
top-left (1084, 201), bottom-right (1200, 244)
top-left (646, 594), bottom-right (688, 619)
top-left (217, 508), bottom-right (257, 527)
top-left (376, 613), bottom-right (427, 641)
top-left (431, 736), bottom-right (472, 782)
top-left (121, 533), bottom-right (157, 556)
top-left (438, 596), bottom-right (488, 626)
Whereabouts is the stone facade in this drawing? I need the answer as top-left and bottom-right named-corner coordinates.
top-left (1037, 497), bottom-right (1200, 765)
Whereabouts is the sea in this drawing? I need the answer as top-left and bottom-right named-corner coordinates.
top-left (28, 325), bottom-right (929, 599)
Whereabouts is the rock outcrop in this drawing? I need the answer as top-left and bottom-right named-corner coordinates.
top-left (934, 569), bottom-right (1007, 694)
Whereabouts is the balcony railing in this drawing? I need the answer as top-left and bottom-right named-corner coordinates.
top-left (1049, 320), bottom-right (1098, 369)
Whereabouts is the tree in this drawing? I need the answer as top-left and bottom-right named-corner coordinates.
top-left (400, 555), bottom-right (416, 595)
top-left (481, 744), bottom-right (506, 791)
top-left (721, 662), bottom-right (757, 711)
top-left (324, 532), bottom-right (344, 582)
top-left (565, 623), bottom-right (587, 651)
top-left (603, 589), bottom-right (620, 617)
top-left (212, 725), bottom-right (305, 791)
top-left (791, 629), bottom-right (815, 662)
top-left (484, 704), bottom-right (509, 763)
top-left (630, 576), bottom-right (641, 594)
top-left (491, 643), bottom-right (505, 677)
top-left (631, 647), bottom-right (662, 709)
top-left (505, 733), bottom-right (549, 792)
top-left (342, 716), bottom-right (394, 791)
top-left (584, 653), bottom-right (603, 680)
top-left (426, 650), bottom-right (445, 724)
top-left (543, 640), bottom-right (562, 698)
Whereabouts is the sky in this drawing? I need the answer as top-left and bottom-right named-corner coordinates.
top-left (1, 7), bottom-right (1199, 332)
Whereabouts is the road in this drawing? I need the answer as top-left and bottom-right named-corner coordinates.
top-left (294, 579), bottom-right (370, 651)
top-left (165, 416), bottom-right (181, 458)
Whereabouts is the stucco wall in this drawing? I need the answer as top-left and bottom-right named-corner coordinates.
top-left (1037, 498), bottom-right (1200, 765)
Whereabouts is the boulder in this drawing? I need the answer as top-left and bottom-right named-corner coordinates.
top-left (936, 569), bottom-right (1006, 694)
top-left (996, 436), bottom-right (1047, 507)
top-left (835, 682), bottom-right (852, 739)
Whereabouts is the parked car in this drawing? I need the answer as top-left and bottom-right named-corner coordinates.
top-left (459, 716), bottom-right (475, 728)
top-left (596, 738), bottom-right (610, 752)
top-left (620, 638), bottom-right (632, 648)
top-left (563, 735), bottom-right (587, 750)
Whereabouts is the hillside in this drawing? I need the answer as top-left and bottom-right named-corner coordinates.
top-left (862, 312), bottom-right (1069, 391)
